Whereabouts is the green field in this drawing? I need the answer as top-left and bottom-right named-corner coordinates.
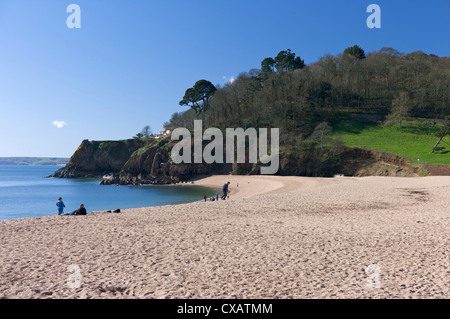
top-left (333, 119), bottom-right (450, 165)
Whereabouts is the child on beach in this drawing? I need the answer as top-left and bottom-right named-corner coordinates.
top-left (56, 197), bottom-right (65, 215)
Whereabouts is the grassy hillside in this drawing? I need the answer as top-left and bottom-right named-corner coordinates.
top-left (334, 118), bottom-right (450, 165)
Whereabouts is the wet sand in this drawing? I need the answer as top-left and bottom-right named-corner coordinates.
top-left (0, 175), bottom-right (448, 299)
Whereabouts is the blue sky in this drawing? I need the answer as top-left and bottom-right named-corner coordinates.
top-left (0, 0), bottom-right (449, 157)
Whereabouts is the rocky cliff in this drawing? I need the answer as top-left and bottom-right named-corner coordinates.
top-left (52, 138), bottom-right (435, 185)
top-left (51, 138), bottom-right (231, 184)
top-left (50, 139), bottom-right (145, 178)
top-left (339, 146), bottom-right (422, 177)
top-left (101, 138), bottom-right (231, 185)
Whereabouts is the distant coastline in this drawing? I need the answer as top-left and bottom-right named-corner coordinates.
top-left (0, 157), bottom-right (69, 166)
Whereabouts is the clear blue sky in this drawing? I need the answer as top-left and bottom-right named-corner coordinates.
top-left (0, 0), bottom-right (449, 157)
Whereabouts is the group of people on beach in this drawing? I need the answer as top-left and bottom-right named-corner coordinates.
top-left (203, 181), bottom-right (232, 202)
top-left (58, 181), bottom-right (235, 214)
top-left (56, 197), bottom-right (86, 216)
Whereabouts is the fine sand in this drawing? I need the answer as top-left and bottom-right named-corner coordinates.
top-left (0, 175), bottom-right (448, 299)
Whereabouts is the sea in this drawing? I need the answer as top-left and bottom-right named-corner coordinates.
top-left (0, 165), bottom-right (218, 220)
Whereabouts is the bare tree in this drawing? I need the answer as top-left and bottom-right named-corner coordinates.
top-left (387, 92), bottom-right (412, 127)
top-left (141, 126), bottom-right (152, 138)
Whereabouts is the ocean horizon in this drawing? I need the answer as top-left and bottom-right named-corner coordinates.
top-left (0, 165), bottom-right (217, 220)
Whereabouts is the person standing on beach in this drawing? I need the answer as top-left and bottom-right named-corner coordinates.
top-left (56, 197), bottom-right (65, 215)
top-left (221, 182), bottom-right (230, 200)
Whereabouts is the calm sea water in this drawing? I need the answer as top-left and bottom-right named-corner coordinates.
top-left (0, 165), bottom-right (217, 220)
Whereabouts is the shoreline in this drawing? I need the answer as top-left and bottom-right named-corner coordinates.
top-left (1, 175), bottom-right (449, 299)
top-left (0, 175), bottom-right (220, 221)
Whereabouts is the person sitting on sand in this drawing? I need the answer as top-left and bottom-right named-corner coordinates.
top-left (56, 197), bottom-right (65, 216)
top-left (221, 182), bottom-right (230, 200)
top-left (64, 204), bottom-right (87, 216)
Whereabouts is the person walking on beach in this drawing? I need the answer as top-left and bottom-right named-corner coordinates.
top-left (56, 197), bottom-right (65, 215)
top-left (216, 193), bottom-right (219, 201)
top-left (221, 182), bottom-right (230, 200)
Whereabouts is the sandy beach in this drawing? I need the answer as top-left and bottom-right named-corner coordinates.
top-left (0, 175), bottom-right (448, 299)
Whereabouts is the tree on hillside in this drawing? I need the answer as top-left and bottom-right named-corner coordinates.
top-left (344, 45), bottom-right (366, 59)
top-left (133, 132), bottom-right (144, 139)
top-left (260, 49), bottom-right (305, 77)
top-left (179, 88), bottom-right (200, 113)
top-left (165, 109), bottom-right (197, 130)
top-left (274, 49), bottom-right (305, 72)
top-left (141, 125), bottom-right (152, 138)
top-left (179, 80), bottom-right (216, 117)
top-left (387, 92), bottom-right (412, 127)
top-left (261, 57), bottom-right (275, 77)
top-left (431, 116), bottom-right (450, 154)
top-left (133, 125), bottom-right (152, 139)
top-left (315, 81), bottom-right (332, 106)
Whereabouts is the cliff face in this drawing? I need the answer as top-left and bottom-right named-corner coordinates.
top-left (339, 147), bottom-right (421, 177)
top-left (102, 139), bottom-right (231, 185)
top-left (51, 139), bottom-right (145, 178)
top-left (52, 138), bottom-right (432, 184)
top-left (51, 138), bottom-right (231, 184)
